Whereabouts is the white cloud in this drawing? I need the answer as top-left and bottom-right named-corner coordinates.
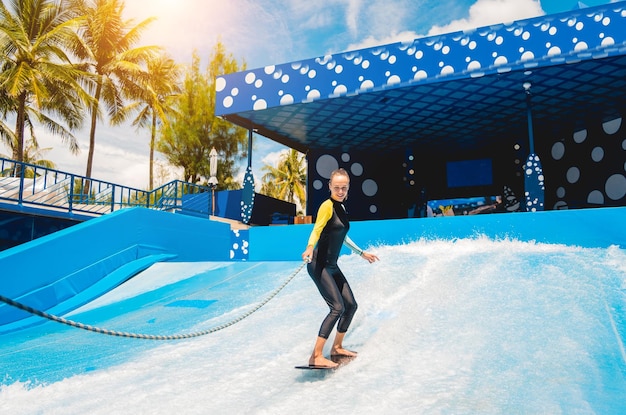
top-left (347, 30), bottom-right (422, 51)
top-left (285, 0), bottom-right (342, 30)
top-left (261, 148), bottom-right (289, 168)
top-left (428, 0), bottom-right (545, 36)
top-left (346, 0), bottom-right (363, 37)
top-left (34, 122), bottom-right (156, 190)
top-left (347, 0), bottom-right (545, 51)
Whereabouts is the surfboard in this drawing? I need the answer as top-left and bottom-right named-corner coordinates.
top-left (294, 364), bottom-right (337, 370)
top-left (295, 354), bottom-right (356, 370)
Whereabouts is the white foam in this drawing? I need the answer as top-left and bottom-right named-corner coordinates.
top-left (1, 238), bottom-right (625, 414)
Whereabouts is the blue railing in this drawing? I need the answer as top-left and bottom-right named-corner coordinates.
top-left (0, 157), bottom-right (212, 218)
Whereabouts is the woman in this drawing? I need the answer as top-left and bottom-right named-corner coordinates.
top-left (301, 168), bottom-right (379, 368)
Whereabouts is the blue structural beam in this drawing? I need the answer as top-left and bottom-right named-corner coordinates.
top-left (0, 208), bottom-right (231, 332)
top-left (215, 2), bottom-right (626, 116)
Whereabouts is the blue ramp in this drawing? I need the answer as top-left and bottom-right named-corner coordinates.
top-left (0, 208), bottom-right (232, 333)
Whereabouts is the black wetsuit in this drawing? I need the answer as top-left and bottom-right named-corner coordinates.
top-left (307, 198), bottom-right (358, 339)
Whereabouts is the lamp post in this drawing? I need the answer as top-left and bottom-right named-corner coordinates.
top-left (208, 147), bottom-right (218, 217)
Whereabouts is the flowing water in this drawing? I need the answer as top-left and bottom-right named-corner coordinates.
top-left (1, 237), bottom-right (625, 414)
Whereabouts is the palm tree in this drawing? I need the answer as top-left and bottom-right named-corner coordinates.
top-left (0, 0), bottom-right (90, 166)
top-left (0, 137), bottom-right (56, 177)
top-left (261, 148), bottom-right (307, 209)
top-left (70, 0), bottom-right (157, 182)
top-left (0, 87), bottom-right (16, 148)
top-left (127, 52), bottom-right (180, 190)
top-left (0, 87), bottom-right (18, 155)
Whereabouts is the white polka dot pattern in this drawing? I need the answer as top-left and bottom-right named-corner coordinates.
top-left (216, 4), bottom-right (626, 116)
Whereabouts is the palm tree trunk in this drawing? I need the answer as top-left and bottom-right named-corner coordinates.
top-left (11, 93), bottom-right (28, 177)
top-left (85, 80), bottom-right (101, 179)
top-left (149, 110), bottom-right (156, 190)
top-left (84, 79), bottom-right (102, 196)
top-left (14, 93), bottom-right (26, 163)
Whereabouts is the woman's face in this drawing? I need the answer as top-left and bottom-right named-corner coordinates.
top-left (329, 174), bottom-right (350, 202)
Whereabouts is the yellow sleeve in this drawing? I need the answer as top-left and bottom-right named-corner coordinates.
top-left (307, 199), bottom-right (333, 247)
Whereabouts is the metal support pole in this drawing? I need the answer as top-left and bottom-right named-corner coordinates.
top-left (525, 89), bottom-right (535, 154)
top-left (247, 128), bottom-right (253, 169)
top-left (211, 187), bottom-right (215, 216)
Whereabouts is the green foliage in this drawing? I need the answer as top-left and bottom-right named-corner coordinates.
top-left (260, 148), bottom-right (307, 210)
top-left (0, 0), bottom-right (91, 164)
top-left (70, 0), bottom-right (158, 180)
top-left (157, 43), bottom-right (247, 190)
top-left (0, 138), bottom-right (56, 176)
top-left (127, 51), bottom-right (181, 190)
top-left (0, 1), bottom-right (252, 193)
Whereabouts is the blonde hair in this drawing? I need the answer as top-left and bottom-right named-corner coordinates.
top-left (329, 168), bottom-right (350, 182)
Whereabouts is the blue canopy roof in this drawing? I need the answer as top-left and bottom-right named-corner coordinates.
top-left (215, 2), bottom-right (626, 156)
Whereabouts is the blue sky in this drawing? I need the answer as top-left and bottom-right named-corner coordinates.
top-left (32, 0), bottom-right (618, 190)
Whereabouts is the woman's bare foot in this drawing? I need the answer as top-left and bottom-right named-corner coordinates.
top-left (309, 355), bottom-right (338, 368)
top-left (330, 347), bottom-right (357, 357)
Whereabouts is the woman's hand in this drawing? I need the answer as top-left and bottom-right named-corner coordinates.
top-left (360, 251), bottom-right (379, 264)
top-left (302, 246), bottom-right (314, 263)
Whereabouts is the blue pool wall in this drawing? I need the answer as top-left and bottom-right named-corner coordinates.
top-left (249, 206), bottom-right (626, 261)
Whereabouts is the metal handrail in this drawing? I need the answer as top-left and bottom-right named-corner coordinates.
top-left (0, 157), bottom-right (212, 218)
